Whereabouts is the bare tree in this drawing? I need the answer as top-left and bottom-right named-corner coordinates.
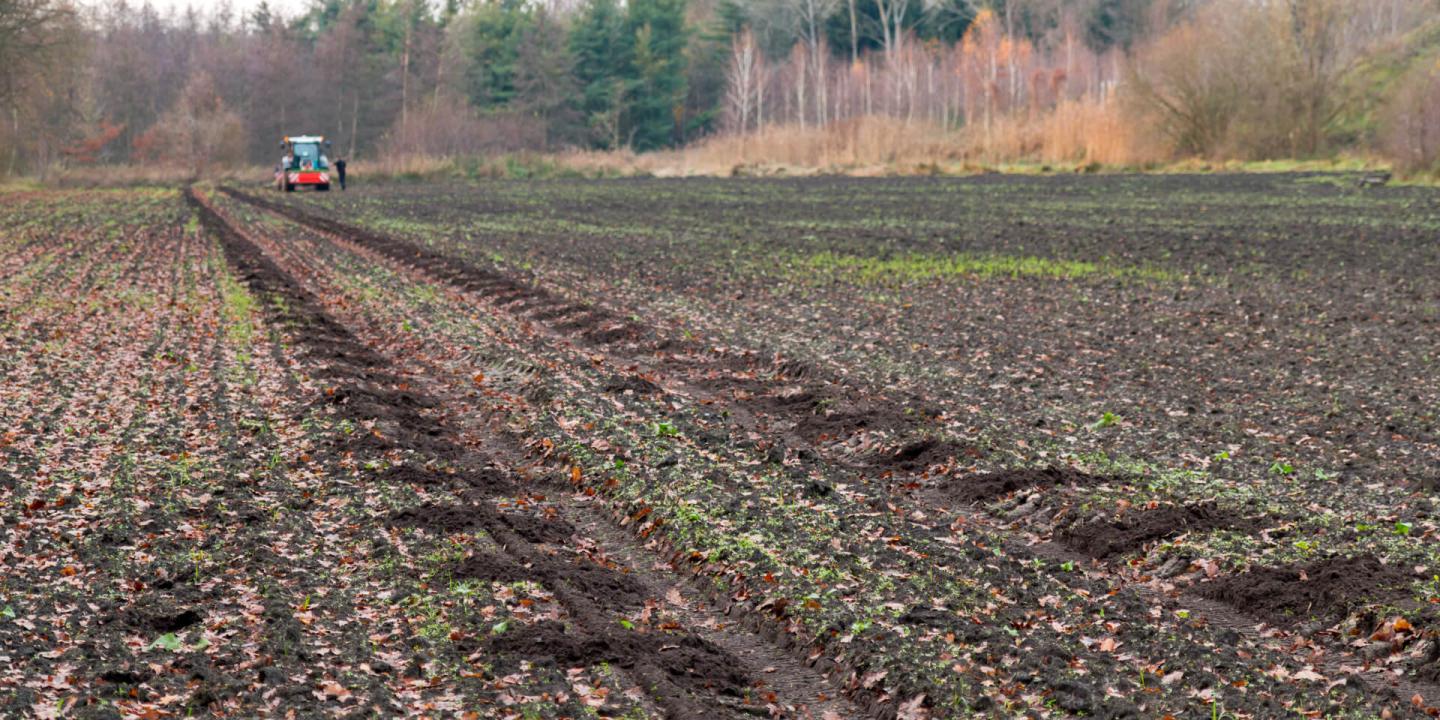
top-left (873, 0), bottom-right (909, 62)
top-left (788, 42), bottom-right (808, 129)
top-left (314, 5), bottom-right (377, 160)
top-left (725, 28), bottom-right (764, 132)
top-left (0, 0), bottom-right (79, 109)
top-left (792, 0), bottom-right (837, 125)
top-left (1382, 60), bottom-right (1440, 173)
top-left (241, 22), bottom-right (304, 163)
top-left (1281, 0), bottom-right (1357, 156)
top-left (961, 7), bottom-right (1006, 130)
top-left (846, 0), bottom-right (859, 63)
top-left (1, 0), bottom-right (83, 175)
top-left (131, 69), bottom-right (246, 175)
top-left (1124, 1), bottom-right (1264, 157)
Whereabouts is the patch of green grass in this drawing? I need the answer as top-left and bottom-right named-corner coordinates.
top-left (217, 267), bottom-right (257, 347)
top-left (795, 249), bottom-right (1178, 284)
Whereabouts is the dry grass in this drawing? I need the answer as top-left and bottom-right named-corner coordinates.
top-left (356, 154), bottom-right (456, 180)
top-left (47, 163), bottom-right (269, 188)
top-left (541, 149), bottom-right (652, 176)
top-left (346, 150), bottom-right (652, 181)
top-left (639, 101), bottom-right (1164, 176)
top-left (654, 117), bottom-right (965, 176)
top-left (23, 100), bottom-right (1400, 185)
top-left (955, 98), bottom-right (1165, 167)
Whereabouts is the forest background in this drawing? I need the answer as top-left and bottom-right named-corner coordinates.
top-left (4, 0), bottom-right (1440, 180)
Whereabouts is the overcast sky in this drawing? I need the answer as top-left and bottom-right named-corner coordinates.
top-left (78, 0), bottom-right (313, 22)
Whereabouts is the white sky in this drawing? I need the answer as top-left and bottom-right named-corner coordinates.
top-left (77, 0), bottom-right (313, 22)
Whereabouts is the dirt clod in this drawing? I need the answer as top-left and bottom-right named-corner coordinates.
top-left (868, 438), bottom-right (976, 473)
top-left (939, 467), bottom-right (1111, 503)
top-left (387, 503), bottom-right (483, 533)
top-left (500, 513), bottom-right (576, 545)
top-left (1061, 502), bottom-right (1249, 558)
top-left (1197, 554), bottom-right (1415, 628)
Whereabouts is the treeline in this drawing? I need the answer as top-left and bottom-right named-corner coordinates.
top-left (3, 0), bottom-right (1440, 177)
top-left (4, 0), bottom-right (702, 173)
top-left (1126, 0), bottom-right (1440, 167)
top-left (0, 0), bottom-right (1171, 174)
top-left (725, 0), bottom-right (1440, 171)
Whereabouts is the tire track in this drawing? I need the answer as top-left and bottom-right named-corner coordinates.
top-left (223, 185), bottom-right (937, 717)
top-left (193, 188), bottom-right (860, 719)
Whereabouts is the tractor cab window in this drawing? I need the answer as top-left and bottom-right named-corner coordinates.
top-left (291, 143), bottom-right (324, 169)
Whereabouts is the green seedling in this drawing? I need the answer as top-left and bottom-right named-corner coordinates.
top-left (191, 549), bottom-right (208, 584)
top-left (1089, 412), bottom-right (1119, 431)
top-left (148, 633), bottom-right (183, 652)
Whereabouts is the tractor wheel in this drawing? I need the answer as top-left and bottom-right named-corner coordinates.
top-left (284, 183), bottom-right (295, 193)
top-left (317, 184), bottom-right (330, 192)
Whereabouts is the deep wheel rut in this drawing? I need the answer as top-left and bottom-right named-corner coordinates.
top-left (192, 187), bottom-right (861, 719)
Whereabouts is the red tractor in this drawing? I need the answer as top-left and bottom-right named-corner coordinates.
top-left (275, 136), bottom-right (332, 192)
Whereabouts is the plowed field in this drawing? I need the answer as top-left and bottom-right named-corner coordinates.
top-left (2, 174), bottom-right (1438, 719)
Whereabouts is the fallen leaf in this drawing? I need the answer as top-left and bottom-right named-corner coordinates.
top-left (861, 670), bottom-right (888, 689)
top-left (320, 680), bottom-right (352, 701)
top-left (665, 587), bottom-right (686, 607)
top-left (897, 694), bottom-right (927, 719)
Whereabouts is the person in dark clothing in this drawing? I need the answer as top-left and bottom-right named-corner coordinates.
top-left (335, 158), bottom-right (348, 190)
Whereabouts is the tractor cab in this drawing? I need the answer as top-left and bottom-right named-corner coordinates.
top-left (276, 136), bottom-right (332, 192)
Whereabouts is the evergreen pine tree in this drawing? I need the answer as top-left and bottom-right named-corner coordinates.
top-left (462, 0), bottom-right (531, 108)
top-left (623, 0), bottom-right (689, 151)
top-left (570, 0), bottom-right (626, 148)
